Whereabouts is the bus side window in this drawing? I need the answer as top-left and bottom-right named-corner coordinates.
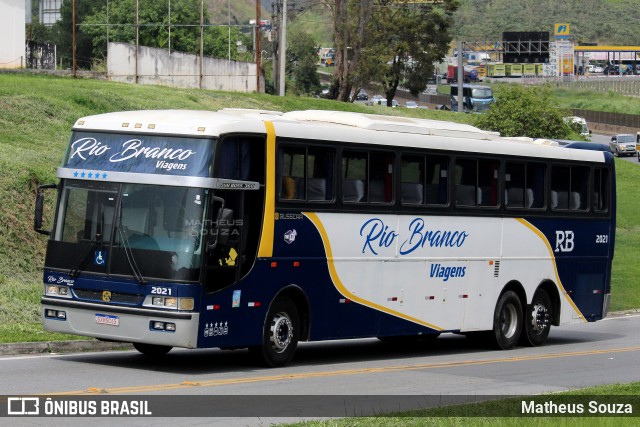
top-left (342, 151), bottom-right (368, 203)
top-left (593, 168), bottom-right (609, 212)
top-left (551, 165), bottom-right (588, 211)
top-left (278, 144), bottom-right (334, 202)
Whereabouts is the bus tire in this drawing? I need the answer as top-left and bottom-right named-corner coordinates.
top-left (133, 342), bottom-right (172, 356)
top-left (520, 289), bottom-right (552, 347)
top-left (253, 297), bottom-right (299, 367)
top-left (490, 291), bottom-right (523, 350)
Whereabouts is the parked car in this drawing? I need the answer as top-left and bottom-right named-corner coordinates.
top-left (404, 101), bottom-right (418, 108)
top-left (609, 134), bottom-right (637, 157)
top-left (355, 91), bottom-right (368, 101)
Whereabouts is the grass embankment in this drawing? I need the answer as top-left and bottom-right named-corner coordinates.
top-left (280, 382), bottom-right (640, 426)
top-left (0, 73), bottom-right (638, 343)
top-left (0, 73), bottom-right (470, 343)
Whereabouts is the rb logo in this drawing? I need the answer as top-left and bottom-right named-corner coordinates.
top-left (555, 230), bottom-right (575, 253)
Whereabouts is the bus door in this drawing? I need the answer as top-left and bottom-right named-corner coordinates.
top-left (203, 136), bottom-right (265, 293)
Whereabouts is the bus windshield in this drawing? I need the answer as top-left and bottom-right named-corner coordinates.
top-left (51, 181), bottom-right (208, 282)
top-left (471, 88), bottom-right (493, 99)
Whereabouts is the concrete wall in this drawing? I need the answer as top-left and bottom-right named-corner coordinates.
top-left (0, 0), bottom-right (26, 69)
top-left (107, 42), bottom-right (261, 93)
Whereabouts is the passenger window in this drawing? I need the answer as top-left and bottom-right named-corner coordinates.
top-left (551, 165), bottom-right (588, 211)
top-left (505, 161), bottom-right (545, 209)
top-left (278, 145), bottom-right (334, 202)
top-left (400, 154), bottom-right (448, 205)
top-left (593, 168), bottom-right (609, 212)
top-left (342, 150), bottom-right (393, 204)
top-left (455, 158), bottom-right (498, 207)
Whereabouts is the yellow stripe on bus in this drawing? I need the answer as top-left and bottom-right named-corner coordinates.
top-left (515, 218), bottom-right (586, 322)
top-left (304, 212), bottom-right (444, 331)
top-left (257, 120), bottom-right (276, 258)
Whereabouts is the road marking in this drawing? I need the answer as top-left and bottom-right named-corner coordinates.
top-left (48, 345), bottom-right (640, 395)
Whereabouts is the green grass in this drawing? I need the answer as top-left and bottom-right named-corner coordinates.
top-left (552, 87), bottom-right (640, 115)
top-left (278, 382), bottom-right (640, 426)
top-left (0, 72), bottom-right (637, 342)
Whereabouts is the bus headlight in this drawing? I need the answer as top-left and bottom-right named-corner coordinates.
top-left (147, 296), bottom-right (194, 310)
top-left (178, 298), bottom-right (194, 310)
top-left (45, 285), bottom-right (72, 298)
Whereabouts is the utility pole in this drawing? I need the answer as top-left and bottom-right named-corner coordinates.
top-left (278, 0), bottom-right (287, 96)
top-left (72, 0), bottom-right (76, 78)
top-left (256, 0), bottom-right (261, 93)
top-left (200, 0), bottom-right (204, 88)
top-left (457, 40), bottom-right (463, 113)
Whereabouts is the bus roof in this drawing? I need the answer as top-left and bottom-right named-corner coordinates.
top-left (72, 109), bottom-right (606, 164)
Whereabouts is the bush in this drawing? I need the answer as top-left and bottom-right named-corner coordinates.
top-left (474, 84), bottom-right (573, 139)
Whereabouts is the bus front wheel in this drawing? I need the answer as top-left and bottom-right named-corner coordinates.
top-left (520, 289), bottom-right (552, 347)
top-left (133, 342), bottom-right (172, 356)
top-left (252, 297), bottom-right (300, 367)
top-left (490, 291), bottom-right (523, 350)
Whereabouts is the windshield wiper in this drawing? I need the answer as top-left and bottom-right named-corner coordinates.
top-left (116, 208), bottom-right (146, 284)
top-left (69, 208), bottom-right (104, 278)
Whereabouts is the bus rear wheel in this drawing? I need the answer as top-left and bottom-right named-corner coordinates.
top-left (133, 342), bottom-right (172, 356)
top-left (490, 291), bottom-right (523, 350)
top-left (251, 297), bottom-right (299, 367)
top-left (520, 289), bottom-right (552, 347)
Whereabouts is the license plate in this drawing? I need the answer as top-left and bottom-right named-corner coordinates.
top-left (95, 313), bottom-right (119, 326)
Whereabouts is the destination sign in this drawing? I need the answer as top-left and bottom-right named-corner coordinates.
top-left (63, 132), bottom-right (213, 177)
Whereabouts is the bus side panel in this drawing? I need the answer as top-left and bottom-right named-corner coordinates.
top-left (525, 218), bottom-right (612, 322)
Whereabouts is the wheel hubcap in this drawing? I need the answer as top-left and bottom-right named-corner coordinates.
top-left (269, 312), bottom-right (293, 353)
top-left (530, 303), bottom-right (549, 334)
top-left (500, 303), bottom-right (518, 339)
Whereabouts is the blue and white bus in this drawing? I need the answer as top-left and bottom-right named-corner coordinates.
top-left (35, 109), bottom-right (615, 367)
top-left (450, 84), bottom-right (494, 113)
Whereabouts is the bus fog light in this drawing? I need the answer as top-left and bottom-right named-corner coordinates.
top-left (164, 297), bottom-right (177, 308)
top-left (152, 297), bottom-right (164, 306)
top-left (57, 311), bottom-right (66, 319)
top-left (46, 309), bottom-right (57, 318)
top-left (165, 323), bottom-right (176, 331)
top-left (152, 321), bottom-right (165, 330)
top-left (178, 298), bottom-right (194, 310)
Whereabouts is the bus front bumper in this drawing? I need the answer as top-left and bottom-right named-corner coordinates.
top-left (41, 297), bottom-right (199, 349)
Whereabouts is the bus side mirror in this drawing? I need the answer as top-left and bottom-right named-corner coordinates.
top-left (34, 184), bottom-right (57, 236)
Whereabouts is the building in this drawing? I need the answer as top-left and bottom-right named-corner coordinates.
top-left (0, 0), bottom-right (26, 69)
top-left (39, 0), bottom-right (62, 26)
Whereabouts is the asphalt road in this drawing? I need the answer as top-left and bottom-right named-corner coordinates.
top-left (2, 313), bottom-right (640, 425)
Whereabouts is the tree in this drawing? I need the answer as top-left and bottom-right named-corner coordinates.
top-left (473, 84), bottom-right (574, 139)
top-left (286, 28), bottom-right (321, 96)
top-left (366, 0), bottom-right (459, 106)
top-left (323, 0), bottom-right (457, 104)
top-left (52, 0), bottom-right (101, 69)
top-left (53, 0), bottom-right (253, 70)
top-left (322, 0), bottom-right (373, 101)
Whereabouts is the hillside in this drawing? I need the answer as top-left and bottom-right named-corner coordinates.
top-left (282, 0), bottom-right (640, 47)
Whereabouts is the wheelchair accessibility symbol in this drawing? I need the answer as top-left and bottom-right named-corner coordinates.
top-left (94, 250), bottom-right (106, 265)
